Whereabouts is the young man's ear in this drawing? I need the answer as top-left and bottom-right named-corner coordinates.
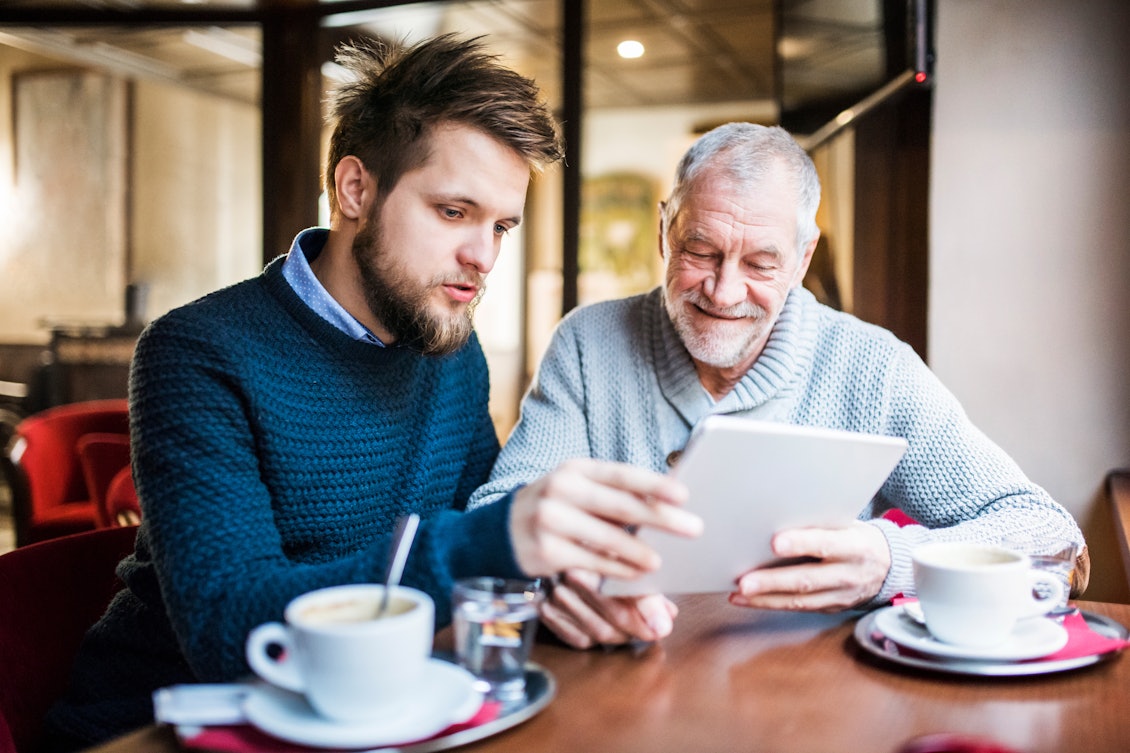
top-left (333, 156), bottom-right (372, 221)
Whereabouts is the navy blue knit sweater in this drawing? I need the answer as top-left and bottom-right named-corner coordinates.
top-left (45, 256), bottom-right (523, 746)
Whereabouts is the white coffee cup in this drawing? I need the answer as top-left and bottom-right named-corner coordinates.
top-left (245, 584), bottom-right (434, 722)
top-left (912, 542), bottom-right (1065, 649)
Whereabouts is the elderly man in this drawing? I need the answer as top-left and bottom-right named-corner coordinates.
top-left (469, 122), bottom-right (1085, 648)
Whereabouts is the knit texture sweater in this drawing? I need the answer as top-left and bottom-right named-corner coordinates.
top-left (46, 255), bottom-right (522, 747)
top-left (470, 286), bottom-right (1083, 602)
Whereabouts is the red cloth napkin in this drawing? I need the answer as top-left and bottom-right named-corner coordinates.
top-left (1040, 610), bottom-right (1129, 661)
top-left (890, 596), bottom-right (1129, 662)
top-left (179, 700), bottom-right (502, 753)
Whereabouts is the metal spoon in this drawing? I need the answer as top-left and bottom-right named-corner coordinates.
top-left (378, 513), bottom-right (420, 618)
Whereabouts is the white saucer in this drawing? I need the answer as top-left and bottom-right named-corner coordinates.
top-left (242, 659), bottom-right (483, 749)
top-left (872, 605), bottom-right (1069, 661)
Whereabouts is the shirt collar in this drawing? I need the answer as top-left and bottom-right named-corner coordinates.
top-left (281, 228), bottom-right (386, 346)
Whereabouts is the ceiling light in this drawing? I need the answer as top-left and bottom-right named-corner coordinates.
top-left (617, 40), bottom-right (645, 59)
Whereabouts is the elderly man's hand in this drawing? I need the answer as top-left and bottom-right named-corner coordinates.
top-left (729, 521), bottom-right (890, 611)
top-left (509, 458), bottom-right (702, 581)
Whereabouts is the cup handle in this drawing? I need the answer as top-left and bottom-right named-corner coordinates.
top-left (1022, 572), bottom-right (1066, 617)
top-left (245, 622), bottom-right (305, 693)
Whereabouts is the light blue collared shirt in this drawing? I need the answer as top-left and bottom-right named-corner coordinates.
top-left (281, 228), bottom-right (386, 346)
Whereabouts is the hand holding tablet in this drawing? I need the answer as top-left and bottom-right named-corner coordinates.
top-left (602, 415), bottom-right (908, 596)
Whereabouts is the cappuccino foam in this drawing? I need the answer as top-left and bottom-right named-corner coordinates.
top-left (298, 596), bottom-right (414, 625)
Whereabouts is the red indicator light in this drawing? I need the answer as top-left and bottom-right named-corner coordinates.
top-left (915, 71), bottom-right (928, 84)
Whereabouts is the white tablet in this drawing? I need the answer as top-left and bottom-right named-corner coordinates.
top-left (602, 415), bottom-right (908, 596)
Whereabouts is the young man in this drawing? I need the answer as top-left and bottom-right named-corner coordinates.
top-left (44, 35), bottom-right (700, 749)
top-left (469, 123), bottom-right (1085, 648)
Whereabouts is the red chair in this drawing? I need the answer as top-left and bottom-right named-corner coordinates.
top-left (0, 525), bottom-right (138, 753)
top-left (105, 465), bottom-right (141, 527)
top-left (3, 400), bottom-right (129, 546)
top-left (75, 432), bottom-right (132, 529)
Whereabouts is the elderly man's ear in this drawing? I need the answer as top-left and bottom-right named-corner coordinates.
top-left (656, 201), bottom-right (669, 261)
top-left (792, 234), bottom-right (820, 289)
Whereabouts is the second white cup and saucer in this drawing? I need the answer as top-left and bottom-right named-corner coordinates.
top-left (872, 542), bottom-right (1070, 663)
top-left (872, 604), bottom-right (1068, 662)
top-left (243, 583), bottom-right (484, 748)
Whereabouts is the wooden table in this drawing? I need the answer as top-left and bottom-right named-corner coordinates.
top-left (88, 597), bottom-right (1130, 753)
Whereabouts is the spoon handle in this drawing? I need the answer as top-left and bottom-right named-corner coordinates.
top-left (379, 513), bottom-right (420, 616)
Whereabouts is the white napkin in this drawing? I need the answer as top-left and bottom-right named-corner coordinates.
top-left (153, 683), bottom-right (253, 726)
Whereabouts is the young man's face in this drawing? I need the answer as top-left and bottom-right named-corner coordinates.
top-left (352, 123), bottom-right (530, 355)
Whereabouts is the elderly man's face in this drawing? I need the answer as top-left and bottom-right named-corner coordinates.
top-left (662, 166), bottom-right (814, 378)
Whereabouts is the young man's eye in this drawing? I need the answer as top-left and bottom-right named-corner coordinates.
top-left (442, 207), bottom-right (463, 219)
top-left (494, 223), bottom-right (511, 236)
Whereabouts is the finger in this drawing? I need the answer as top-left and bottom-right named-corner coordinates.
top-left (560, 567), bottom-right (604, 592)
top-left (734, 562), bottom-right (873, 611)
top-left (547, 461), bottom-right (703, 537)
top-left (730, 570), bottom-right (871, 612)
top-left (729, 589), bottom-right (858, 613)
top-left (558, 570), bottom-right (664, 642)
top-left (549, 580), bottom-right (634, 645)
top-left (512, 490), bottom-right (664, 577)
top-left (635, 593), bottom-right (676, 638)
top-left (560, 458), bottom-right (690, 507)
top-left (536, 501), bottom-right (665, 574)
top-left (772, 526), bottom-right (856, 560)
top-left (540, 531), bottom-right (658, 580)
top-left (736, 559), bottom-right (847, 595)
top-left (539, 599), bottom-right (599, 649)
top-left (511, 464), bottom-right (702, 578)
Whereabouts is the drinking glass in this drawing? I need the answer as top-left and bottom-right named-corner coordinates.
top-left (1001, 535), bottom-right (1079, 610)
top-left (452, 577), bottom-right (544, 704)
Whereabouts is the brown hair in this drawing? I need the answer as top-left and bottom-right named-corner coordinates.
top-left (324, 34), bottom-right (563, 214)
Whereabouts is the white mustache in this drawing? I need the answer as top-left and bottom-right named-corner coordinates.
top-left (682, 290), bottom-right (764, 320)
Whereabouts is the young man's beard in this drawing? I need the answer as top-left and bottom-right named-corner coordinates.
top-left (351, 220), bottom-right (482, 356)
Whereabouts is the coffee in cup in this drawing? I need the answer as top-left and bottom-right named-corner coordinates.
top-left (245, 584), bottom-right (434, 722)
top-left (911, 542), bottom-right (1065, 649)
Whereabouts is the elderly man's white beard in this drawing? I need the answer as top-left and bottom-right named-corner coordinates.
top-left (665, 287), bottom-right (770, 370)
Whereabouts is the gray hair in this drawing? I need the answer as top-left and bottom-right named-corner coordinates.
top-left (664, 123), bottom-right (821, 256)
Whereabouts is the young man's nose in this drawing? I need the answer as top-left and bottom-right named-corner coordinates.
top-left (457, 226), bottom-right (499, 274)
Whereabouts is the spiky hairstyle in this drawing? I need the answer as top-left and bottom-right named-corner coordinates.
top-left (324, 34), bottom-right (563, 213)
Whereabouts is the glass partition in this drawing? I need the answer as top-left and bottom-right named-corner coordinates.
top-left (0, 0), bottom-right (921, 433)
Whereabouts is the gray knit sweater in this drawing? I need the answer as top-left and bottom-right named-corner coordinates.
top-left (469, 286), bottom-right (1083, 603)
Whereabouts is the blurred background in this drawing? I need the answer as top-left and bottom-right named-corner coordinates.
top-left (0, 0), bottom-right (916, 433)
